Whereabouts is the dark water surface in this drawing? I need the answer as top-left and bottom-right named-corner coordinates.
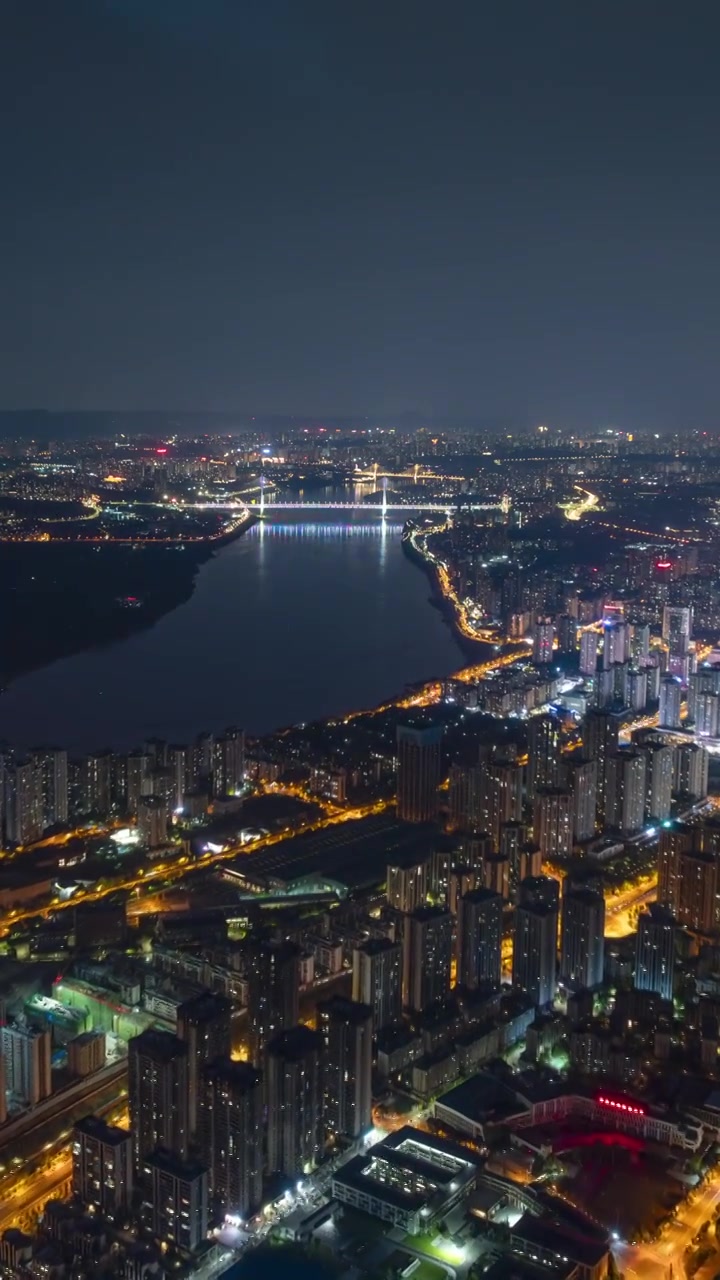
top-left (0, 513), bottom-right (464, 751)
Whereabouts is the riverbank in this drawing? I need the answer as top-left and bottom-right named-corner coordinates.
top-left (0, 512), bottom-right (255, 688)
top-left (402, 519), bottom-right (496, 660)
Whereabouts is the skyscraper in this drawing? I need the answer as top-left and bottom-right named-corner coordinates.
top-left (658, 822), bottom-right (717, 933)
top-left (30, 747), bottom-right (68, 828)
top-left (213, 727), bottom-right (245, 797)
top-left (402, 906), bottom-right (453, 1012)
top-left (512, 876), bottom-right (559, 1008)
top-left (128, 1029), bottom-right (189, 1166)
top-left (579, 630), bottom-right (599, 676)
top-left (634, 905), bottom-right (676, 1001)
top-left (456, 887), bottom-right (503, 991)
top-left (72, 1116), bottom-right (133, 1216)
top-left (352, 938), bottom-right (402, 1031)
top-left (177, 991), bottom-right (232, 1141)
top-left (317, 996), bottom-right (373, 1141)
top-left (559, 884), bottom-right (605, 991)
top-left (640, 741), bottom-right (674, 822)
top-left (674, 742), bottom-right (709, 800)
top-left (266, 1026), bottom-right (324, 1176)
top-left (533, 618), bottom-right (554, 665)
top-left (141, 1149), bottom-right (208, 1253)
top-left (662, 605), bottom-right (692, 653)
top-left (245, 937), bottom-right (300, 1066)
top-left (396, 723), bottom-right (443, 822)
top-left (199, 1057), bottom-right (263, 1218)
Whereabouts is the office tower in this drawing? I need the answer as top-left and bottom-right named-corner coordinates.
top-left (527, 715), bottom-right (561, 800)
top-left (457, 887), bottom-right (503, 990)
top-left (627, 667), bottom-right (648, 712)
top-left (557, 614), bottom-right (578, 657)
top-left (512, 876), bottom-right (559, 1008)
top-left (386, 858), bottom-right (429, 914)
top-left (482, 851), bottom-right (510, 900)
top-left (559, 884), bottom-right (605, 990)
top-left (662, 605), bottom-right (692, 653)
top-left (137, 794), bottom-right (169, 848)
top-left (214, 727), bottom-right (245, 797)
top-left (630, 622), bottom-right (650, 663)
top-left (634, 905), bottom-right (676, 1001)
top-left (533, 787), bottom-right (572, 860)
top-left (602, 620), bottom-right (630, 669)
top-left (6, 760), bottom-right (43, 844)
top-left (245, 937), bottom-right (300, 1066)
top-left (640, 741), bottom-right (674, 822)
top-left (583, 708), bottom-right (620, 816)
top-left (674, 741), bottom-right (709, 800)
top-left (352, 938), bottom-right (402, 1031)
top-left (317, 996), bottom-right (373, 1141)
top-left (177, 992), bottom-right (231, 1141)
top-left (128, 1029), bottom-right (188, 1166)
top-left (266, 1026), bottom-right (324, 1176)
top-left (199, 1057), bottom-right (263, 1218)
top-left (72, 1116), bottom-right (133, 1215)
top-left (396, 723), bottom-right (443, 822)
top-left (605, 750), bottom-right (647, 835)
top-left (694, 691), bottom-right (720, 738)
top-left (0, 1022), bottom-right (51, 1105)
top-left (533, 617), bottom-right (554, 665)
top-left (579, 631), bottom-right (599, 676)
top-left (402, 906), bottom-right (453, 1012)
top-left (563, 756), bottom-right (597, 842)
top-left (659, 676), bottom-right (683, 729)
top-left (141, 1149), bottom-right (208, 1253)
top-left (30, 747), bottom-right (68, 828)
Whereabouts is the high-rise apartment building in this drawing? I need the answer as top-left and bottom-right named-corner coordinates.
top-left (141, 1149), bottom-right (208, 1253)
top-left (659, 676), bottom-right (683, 729)
top-left (456, 887), bottom-right (503, 991)
top-left (352, 938), bottom-right (402, 1031)
top-left (386, 858), bottom-right (429, 914)
top-left (317, 996), bottom-right (373, 1141)
top-left (605, 750), bottom-right (647, 835)
top-left (662, 605), bottom-right (692, 653)
top-left (402, 906), bottom-right (453, 1012)
top-left (30, 747), bottom-right (68, 828)
top-left (396, 724), bottom-right (443, 822)
top-left (658, 822), bottom-right (718, 933)
top-left (213, 727), bottom-right (245, 797)
top-left (634, 905), bottom-right (676, 1001)
top-left (0, 1022), bottom-right (51, 1105)
top-left (266, 1026), bottom-right (324, 1176)
top-left (244, 937), bottom-right (300, 1066)
top-left (533, 787), bottom-right (572, 859)
top-left (177, 992), bottom-right (231, 1140)
top-left (640, 741), bottom-right (674, 822)
top-left (579, 631), bottom-right (599, 676)
top-left (559, 884), bottom-right (605, 991)
top-left (563, 756), bottom-right (598, 842)
top-left (512, 876), bottom-right (559, 1009)
top-left (527, 716), bottom-right (561, 800)
top-left (128, 1029), bottom-right (189, 1166)
top-left (533, 618), bottom-right (554, 665)
top-left (72, 1116), bottom-right (133, 1215)
top-left (199, 1057), bottom-right (263, 1218)
top-left (674, 742), bottom-right (709, 800)
top-left (583, 708), bottom-right (620, 817)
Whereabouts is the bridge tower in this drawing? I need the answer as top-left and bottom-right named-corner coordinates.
top-left (501, 493), bottom-right (511, 517)
top-left (259, 476), bottom-right (266, 515)
top-left (382, 475), bottom-right (388, 520)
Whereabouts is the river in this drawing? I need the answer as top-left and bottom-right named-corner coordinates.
top-left (0, 505), bottom-right (465, 751)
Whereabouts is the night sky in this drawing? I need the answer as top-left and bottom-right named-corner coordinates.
top-left (2, 0), bottom-right (719, 428)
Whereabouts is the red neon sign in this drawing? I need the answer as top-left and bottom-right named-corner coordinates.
top-left (598, 1095), bottom-right (645, 1116)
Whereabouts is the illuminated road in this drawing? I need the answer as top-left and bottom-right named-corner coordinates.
top-left (559, 485), bottom-right (600, 522)
top-left (604, 879), bottom-right (657, 939)
top-left (617, 1166), bottom-right (720, 1279)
